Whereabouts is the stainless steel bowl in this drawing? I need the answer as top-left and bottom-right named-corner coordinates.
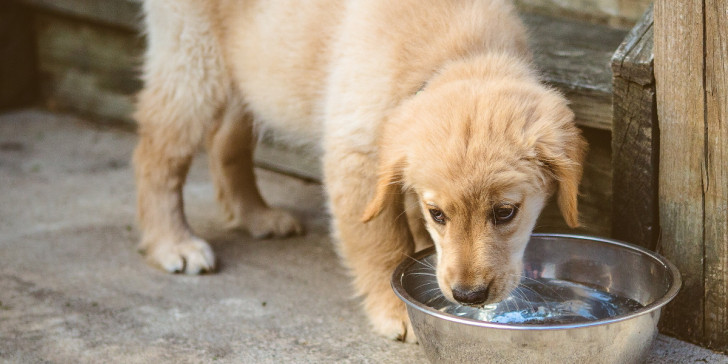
top-left (392, 234), bottom-right (681, 364)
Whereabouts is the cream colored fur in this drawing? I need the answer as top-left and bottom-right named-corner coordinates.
top-left (133, 0), bottom-right (586, 342)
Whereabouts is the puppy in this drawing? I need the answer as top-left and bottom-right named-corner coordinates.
top-left (133, 0), bottom-right (586, 342)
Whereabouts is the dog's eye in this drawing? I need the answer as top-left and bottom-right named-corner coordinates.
top-left (429, 208), bottom-right (446, 225)
top-left (493, 203), bottom-right (518, 224)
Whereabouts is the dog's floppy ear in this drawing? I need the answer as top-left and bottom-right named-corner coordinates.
top-left (361, 156), bottom-right (406, 223)
top-left (534, 105), bottom-right (588, 228)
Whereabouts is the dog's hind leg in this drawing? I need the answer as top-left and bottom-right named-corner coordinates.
top-left (205, 97), bottom-right (303, 238)
top-left (133, 0), bottom-right (226, 274)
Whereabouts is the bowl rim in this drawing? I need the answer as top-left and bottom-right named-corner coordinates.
top-left (391, 233), bottom-right (682, 331)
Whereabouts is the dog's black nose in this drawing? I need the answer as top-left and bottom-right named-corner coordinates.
top-left (451, 285), bottom-right (490, 305)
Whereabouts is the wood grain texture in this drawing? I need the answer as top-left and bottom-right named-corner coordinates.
top-left (656, 0), bottom-right (728, 351)
top-left (612, 5), bottom-right (655, 85)
top-left (515, 0), bottom-right (651, 28)
top-left (611, 5), bottom-right (658, 250)
top-left (704, 0), bottom-right (728, 350)
top-left (524, 13), bottom-right (627, 131)
top-left (254, 139), bottom-right (321, 183)
top-left (18, 0), bottom-right (141, 30)
top-left (655, 0), bottom-right (707, 345)
top-left (34, 14), bottom-right (142, 123)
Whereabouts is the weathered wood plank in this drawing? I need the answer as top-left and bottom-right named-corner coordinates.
top-left (610, 5), bottom-right (658, 250)
top-left (34, 14), bottom-right (142, 122)
top-left (704, 0), bottom-right (728, 351)
top-left (515, 0), bottom-right (651, 28)
top-left (655, 0), bottom-right (728, 351)
top-left (524, 13), bottom-right (627, 131)
top-left (254, 140), bottom-right (321, 183)
top-left (654, 0), bottom-right (706, 344)
top-left (612, 5), bottom-right (655, 85)
top-left (0, 2), bottom-right (37, 110)
top-left (18, 0), bottom-right (141, 30)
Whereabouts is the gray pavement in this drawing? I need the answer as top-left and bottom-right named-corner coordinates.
top-left (1, 109), bottom-right (726, 363)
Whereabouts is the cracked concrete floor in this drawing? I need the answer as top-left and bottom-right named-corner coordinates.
top-left (1, 109), bottom-right (726, 364)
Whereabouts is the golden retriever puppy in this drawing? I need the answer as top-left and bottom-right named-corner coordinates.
top-left (133, 0), bottom-right (586, 342)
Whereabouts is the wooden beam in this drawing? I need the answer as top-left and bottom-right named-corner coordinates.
top-left (655, 0), bottom-right (728, 351)
top-left (611, 5), bottom-right (658, 250)
top-left (655, 0), bottom-right (706, 344)
top-left (33, 13), bottom-right (142, 122)
top-left (704, 0), bottom-right (728, 350)
top-left (17, 0), bottom-right (141, 30)
top-left (523, 13), bottom-right (626, 131)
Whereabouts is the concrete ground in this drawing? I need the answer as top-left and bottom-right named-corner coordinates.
top-left (1, 109), bottom-right (726, 364)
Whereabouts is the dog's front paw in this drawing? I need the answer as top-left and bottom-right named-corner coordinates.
top-left (143, 236), bottom-right (216, 274)
top-left (369, 300), bottom-right (418, 343)
top-left (228, 208), bottom-right (304, 239)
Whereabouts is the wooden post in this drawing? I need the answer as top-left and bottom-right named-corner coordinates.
top-left (611, 5), bottom-right (658, 250)
top-left (703, 0), bottom-right (728, 349)
top-left (655, 0), bottom-right (728, 351)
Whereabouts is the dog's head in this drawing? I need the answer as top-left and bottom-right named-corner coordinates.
top-left (362, 72), bottom-right (586, 307)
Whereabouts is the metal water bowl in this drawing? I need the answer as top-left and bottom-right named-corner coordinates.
top-left (392, 234), bottom-right (681, 364)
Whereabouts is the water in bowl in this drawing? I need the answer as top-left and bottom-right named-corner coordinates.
top-left (433, 278), bottom-right (644, 325)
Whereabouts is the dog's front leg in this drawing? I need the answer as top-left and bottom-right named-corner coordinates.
top-left (324, 150), bottom-right (416, 343)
